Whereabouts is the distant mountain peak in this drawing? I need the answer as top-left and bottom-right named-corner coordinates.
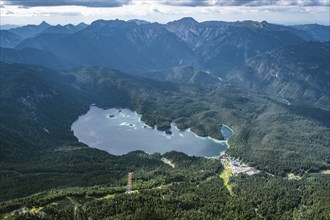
top-left (90, 19), bottom-right (127, 27)
top-left (128, 19), bottom-right (150, 25)
top-left (39, 21), bottom-right (50, 27)
top-left (180, 17), bottom-right (198, 22)
top-left (174, 17), bottom-right (199, 25)
top-left (77, 22), bottom-right (88, 27)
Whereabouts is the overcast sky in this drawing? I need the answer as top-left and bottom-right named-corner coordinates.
top-left (0, 0), bottom-right (329, 25)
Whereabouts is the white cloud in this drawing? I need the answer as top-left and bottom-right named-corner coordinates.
top-left (0, 0), bottom-right (329, 25)
top-left (2, 0), bottom-right (131, 7)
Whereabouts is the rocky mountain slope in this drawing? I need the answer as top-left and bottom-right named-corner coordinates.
top-left (1, 19), bottom-right (329, 110)
top-left (228, 41), bottom-right (330, 109)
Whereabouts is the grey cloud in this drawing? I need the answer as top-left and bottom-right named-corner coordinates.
top-left (3, 9), bottom-right (14, 14)
top-left (3, 0), bottom-right (131, 7)
top-left (271, 0), bottom-right (329, 7)
top-left (45, 11), bottom-right (83, 16)
top-left (152, 8), bottom-right (161, 12)
top-left (3, 0), bottom-right (329, 7)
top-left (215, 0), bottom-right (270, 6)
top-left (160, 0), bottom-right (329, 7)
top-left (161, 0), bottom-right (210, 7)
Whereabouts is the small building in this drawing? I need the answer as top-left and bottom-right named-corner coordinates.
top-left (37, 210), bottom-right (46, 216)
top-left (11, 206), bottom-right (28, 215)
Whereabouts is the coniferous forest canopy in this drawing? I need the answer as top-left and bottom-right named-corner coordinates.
top-left (0, 17), bottom-right (329, 219)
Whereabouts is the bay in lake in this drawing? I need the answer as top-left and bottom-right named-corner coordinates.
top-left (71, 106), bottom-right (232, 157)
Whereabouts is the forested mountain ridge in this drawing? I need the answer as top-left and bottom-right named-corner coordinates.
top-left (292, 24), bottom-right (330, 42)
top-left (13, 18), bottom-right (309, 74)
top-left (39, 23), bottom-right (88, 35)
top-left (15, 20), bottom-right (196, 73)
top-left (1, 19), bottom-right (329, 110)
top-left (0, 30), bottom-right (22, 48)
top-left (8, 21), bottom-right (51, 39)
top-left (227, 41), bottom-right (330, 109)
top-left (0, 47), bottom-right (71, 70)
top-left (166, 18), bottom-right (307, 73)
top-left (0, 21), bottom-right (87, 50)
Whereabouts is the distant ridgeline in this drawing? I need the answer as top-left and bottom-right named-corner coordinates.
top-left (1, 18), bottom-right (329, 109)
top-left (0, 18), bottom-right (329, 219)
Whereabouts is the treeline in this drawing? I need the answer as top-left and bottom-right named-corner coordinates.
top-left (2, 172), bottom-right (329, 219)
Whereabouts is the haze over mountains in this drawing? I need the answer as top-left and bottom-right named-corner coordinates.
top-left (1, 18), bottom-right (329, 110)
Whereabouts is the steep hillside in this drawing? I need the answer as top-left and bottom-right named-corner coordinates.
top-left (14, 19), bottom-right (315, 76)
top-left (228, 41), bottom-right (330, 109)
top-left (141, 65), bottom-right (222, 84)
top-left (166, 18), bottom-right (306, 73)
top-left (0, 47), bottom-right (70, 70)
top-left (16, 20), bottom-right (196, 73)
top-left (0, 62), bottom-right (86, 162)
top-left (0, 30), bottom-right (22, 48)
top-left (8, 21), bottom-right (51, 38)
top-left (39, 23), bottom-right (88, 35)
top-left (7, 19), bottom-right (328, 111)
top-left (292, 24), bottom-right (330, 42)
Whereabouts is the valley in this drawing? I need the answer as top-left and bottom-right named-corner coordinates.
top-left (0, 16), bottom-right (329, 219)
top-left (0, 61), bottom-right (329, 219)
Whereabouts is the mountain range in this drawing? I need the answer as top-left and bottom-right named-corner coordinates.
top-left (1, 18), bottom-right (329, 110)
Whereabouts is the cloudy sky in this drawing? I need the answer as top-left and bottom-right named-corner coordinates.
top-left (0, 0), bottom-right (329, 25)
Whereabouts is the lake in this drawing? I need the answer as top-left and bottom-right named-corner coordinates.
top-left (71, 106), bottom-right (233, 157)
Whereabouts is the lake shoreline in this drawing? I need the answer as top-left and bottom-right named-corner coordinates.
top-left (72, 106), bottom-right (234, 157)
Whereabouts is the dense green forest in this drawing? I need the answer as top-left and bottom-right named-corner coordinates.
top-left (0, 62), bottom-right (329, 219)
top-left (1, 152), bottom-right (329, 219)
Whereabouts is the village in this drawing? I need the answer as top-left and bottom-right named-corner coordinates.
top-left (10, 206), bottom-right (46, 217)
top-left (220, 152), bottom-right (260, 176)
